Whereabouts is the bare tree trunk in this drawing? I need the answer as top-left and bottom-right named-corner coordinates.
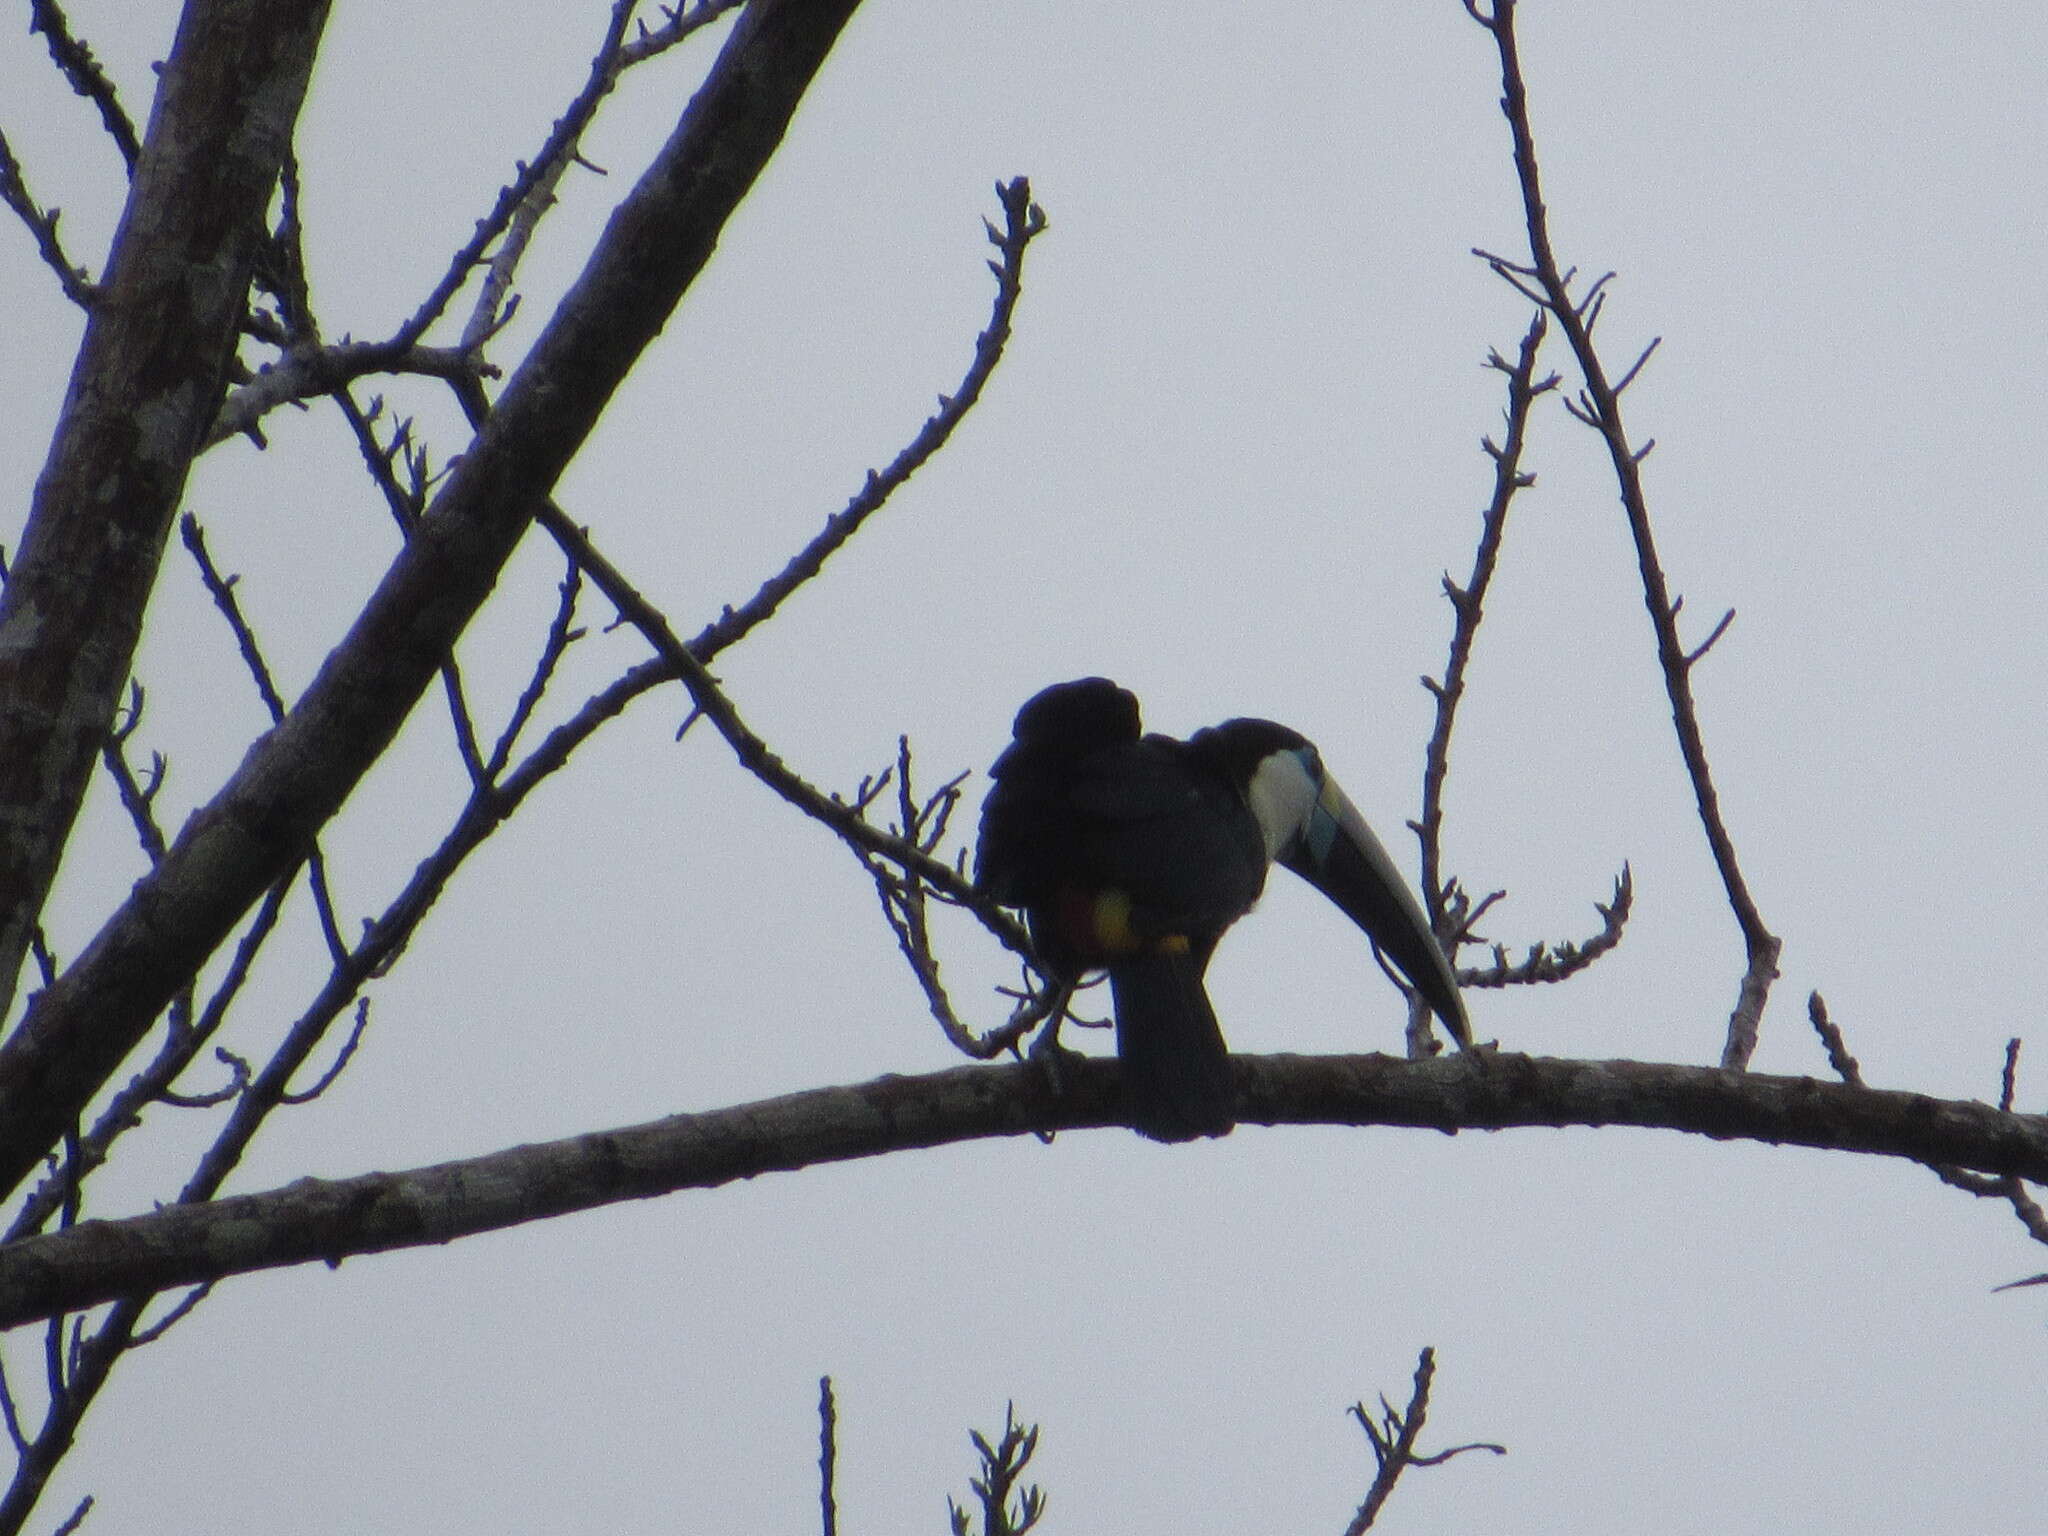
top-left (0, 0), bottom-right (331, 1021)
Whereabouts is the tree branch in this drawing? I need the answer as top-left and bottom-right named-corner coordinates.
top-left (1458, 865), bottom-right (1632, 990)
top-left (1, 1052), bottom-right (2041, 1329)
top-left (0, 0), bottom-right (332, 1026)
top-left (1344, 1348), bottom-right (1503, 1533)
top-left (0, 0), bottom-right (870, 1204)
top-left (1417, 311), bottom-right (1553, 921)
top-left (1468, 0), bottom-right (1782, 1066)
top-left (528, 505), bottom-right (1032, 960)
top-left (204, 342), bottom-right (494, 449)
top-left (26, 0), bottom-right (141, 170)
top-left (0, 129), bottom-right (96, 306)
top-left (394, 0), bottom-right (753, 355)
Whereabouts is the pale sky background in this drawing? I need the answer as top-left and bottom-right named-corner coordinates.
top-left (4, 2), bottom-right (2047, 1531)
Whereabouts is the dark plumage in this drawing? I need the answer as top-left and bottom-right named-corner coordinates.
top-left (976, 678), bottom-right (1468, 1142)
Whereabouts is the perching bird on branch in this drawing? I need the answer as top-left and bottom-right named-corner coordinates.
top-left (976, 677), bottom-right (1469, 1142)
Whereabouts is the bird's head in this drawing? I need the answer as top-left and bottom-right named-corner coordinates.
top-left (1199, 718), bottom-right (1470, 1047)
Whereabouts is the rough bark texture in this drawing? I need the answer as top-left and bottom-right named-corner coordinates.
top-left (0, 0), bottom-right (867, 1202)
top-left (0, 1051), bottom-right (2038, 1328)
top-left (0, 0), bottom-right (332, 1020)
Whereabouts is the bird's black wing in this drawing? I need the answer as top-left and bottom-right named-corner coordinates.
top-left (1067, 736), bottom-right (1269, 941)
top-left (974, 679), bottom-right (1140, 907)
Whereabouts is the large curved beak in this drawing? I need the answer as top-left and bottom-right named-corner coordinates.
top-left (1280, 772), bottom-right (1470, 1049)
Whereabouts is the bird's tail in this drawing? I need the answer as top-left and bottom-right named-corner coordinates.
top-left (1109, 949), bottom-right (1235, 1142)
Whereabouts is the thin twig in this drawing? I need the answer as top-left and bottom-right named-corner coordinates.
top-left (0, 129), bottom-right (96, 306)
top-left (331, 392), bottom-right (491, 786)
top-left (619, 0), bottom-right (751, 67)
top-left (818, 1376), bottom-right (837, 1536)
top-left (180, 517), bottom-right (286, 723)
top-left (279, 999), bottom-right (371, 1105)
top-left (684, 178), bottom-right (1047, 657)
top-left (1683, 607), bottom-right (1736, 668)
top-left (98, 682), bottom-right (168, 865)
top-left (1345, 1348), bottom-right (1505, 1534)
top-left (181, 515), bottom-right (352, 964)
top-left (256, 143), bottom-right (316, 344)
top-left (155, 1049), bottom-right (250, 1110)
top-left (1807, 992), bottom-right (1863, 1086)
top-left (1988, 1043), bottom-right (2047, 1251)
top-left (125, 1284), bottom-right (214, 1348)
top-left (1418, 314), bottom-right (1551, 906)
top-left (487, 560), bottom-right (587, 779)
top-left (0, 1351), bottom-right (25, 1455)
top-left (1993, 1180), bottom-right (2048, 1249)
top-left (532, 502), bottom-right (1029, 961)
top-left (1468, 0), bottom-right (1780, 1066)
top-left (1610, 334), bottom-right (1662, 396)
top-left (1, 1295), bottom-right (147, 1529)
top-left (394, 0), bottom-right (648, 349)
top-left (4, 880), bottom-right (292, 1244)
top-left (28, 0), bottom-right (140, 168)
top-left (456, 0), bottom-right (654, 348)
top-left (948, 1403), bottom-right (1044, 1536)
top-left (1457, 866), bottom-right (1632, 990)
top-left (854, 743), bottom-right (1039, 1057)
top-left (1819, 1005), bottom-right (2048, 1247)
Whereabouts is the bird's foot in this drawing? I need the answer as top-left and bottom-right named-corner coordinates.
top-left (1029, 1025), bottom-right (1086, 1097)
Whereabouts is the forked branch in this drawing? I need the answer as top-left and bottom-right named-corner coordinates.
top-left (1467, 0), bottom-right (1780, 1066)
top-left (1413, 311), bottom-right (1629, 1025)
top-left (1344, 1349), bottom-right (1504, 1533)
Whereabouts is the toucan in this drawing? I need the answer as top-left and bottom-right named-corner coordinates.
top-left (975, 677), bottom-right (1469, 1142)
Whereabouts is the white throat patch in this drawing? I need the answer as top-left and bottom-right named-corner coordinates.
top-left (1245, 748), bottom-right (1320, 861)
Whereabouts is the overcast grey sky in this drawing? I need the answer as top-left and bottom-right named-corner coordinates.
top-left (4, 2), bottom-right (2047, 1530)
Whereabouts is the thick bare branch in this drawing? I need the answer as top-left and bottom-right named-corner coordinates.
top-left (1811, 999), bottom-right (2048, 1251)
top-left (0, 0), bottom-right (870, 1203)
top-left (0, 0), bottom-right (332, 1025)
top-left (1, 1051), bottom-right (2043, 1329)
